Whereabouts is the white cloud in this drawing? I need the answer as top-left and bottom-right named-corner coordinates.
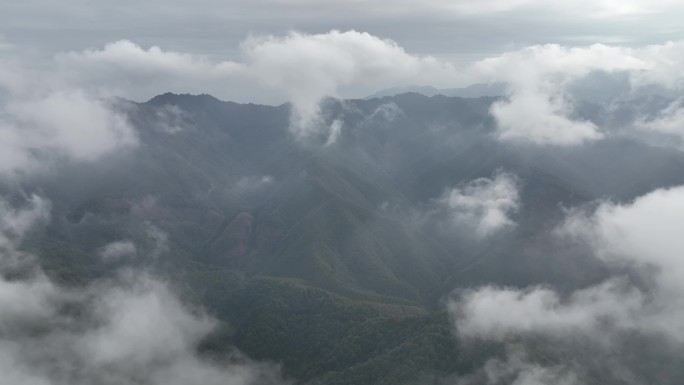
top-left (0, 196), bottom-right (283, 385)
top-left (0, 195), bottom-right (50, 246)
top-left (635, 98), bottom-right (684, 142)
top-left (58, 40), bottom-right (246, 99)
top-left (561, 186), bottom-right (684, 302)
top-left (452, 279), bottom-right (643, 340)
top-left (490, 88), bottom-right (602, 145)
top-left (0, 195), bottom-right (50, 270)
top-left (12, 32), bottom-right (684, 148)
top-left (450, 184), bottom-right (684, 383)
top-left (57, 31), bottom-right (463, 142)
top-left (0, 63), bottom-right (138, 176)
top-left (631, 41), bottom-right (684, 89)
top-left (63, 40), bottom-right (242, 77)
top-left (241, 30), bottom-right (461, 141)
top-left (7, 91), bottom-right (136, 159)
top-left (0, 196), bottom-right (61, 327)
top-left (0, 272), bottom-right (282, 385)
top-left (471, 44), bottom-right (647, 145)
top-left (78, 276), bottom-right (214, 368)
top-left (324, 119), bottom-right (343, 146)
top-left (451, 184), bottom-right (684, 385)
top-left (439, 171), bottom-right (520, 238)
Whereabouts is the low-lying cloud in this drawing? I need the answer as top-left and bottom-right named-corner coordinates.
top-left (450, 184), bottom-right (684, 383)
top-left (438, 171), bottom-right (520, 238)
top-left (0, 64), bottom-right (137, 176)
top-left (472, 44), bottom-right (647, 145)
top-left (490, 86), bottom-right (603, 145)
top-left (635, 98), bottom-right (684, 145)
top-left (0, 196), bottom-right (284, 385)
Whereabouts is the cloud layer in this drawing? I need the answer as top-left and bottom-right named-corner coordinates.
top-left (0, 196), bottom-right (283, 385)
top-left (59, 31), bottom-right (461, 142)
top-left (451, 184), bottom-right (684, 383)
top-left (8, 30), bottom-right (684, 146)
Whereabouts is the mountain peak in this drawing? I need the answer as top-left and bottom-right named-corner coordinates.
top-left (145, 92), bottom-right (223, 107)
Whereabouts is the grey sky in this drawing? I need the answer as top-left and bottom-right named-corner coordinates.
top-left (2, 0), bottom-right (684, 65)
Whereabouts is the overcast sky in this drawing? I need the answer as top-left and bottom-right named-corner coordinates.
top-left (2, 0), bottom-right (684, 106)
top-left (3, 0), bottom-right (684, 61)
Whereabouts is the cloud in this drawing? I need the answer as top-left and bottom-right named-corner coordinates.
top-left (57, 40), bottom-right (247, 99)
top-left (635, 98), bottom-right (684, 144)
top-left (454, 186), bottom-right (684, 341)
top-left (241, 30), bottom-right (459, 139)
top-left (56, 31), bottom-right (463, 143)
top-left (12, 32), bottom-right (684, 148)
top-left (455, 346), bottom-right (580, 385)
top-left (438, 171), bottom-right (520, 238)
top-left (4, 0), bottom-right (684, 69)
top-left (452, 278), bottom-right (643, 341)
top-left (0, 53), bottom-right (283, 381)
top-left (153, 104), bottom-right (194, 134)
top-left (0, 273), bottom-right (283, 385)
top-left (0, 63), bottom-right (137, 176)
top-left (561, 186), bottom-right (684, 303)
top-left (450, 184), bottom-right (684, 383)
top-left (99, 240), bottom-right (137, 261)
top-left (490, 87), bottom-right (603, 145)
top-left (471, 44), bottom-right (647, 145)
top-left (0, 195), bottom-right (50, 245)
top-left (631, 41), bottom-right (684, 89)
top-left (0, 195), bottom-right (284, 385)
top-left (0, 195), bottom-right (51, 270)
top-left (467, 41), bottom-right (684, 146)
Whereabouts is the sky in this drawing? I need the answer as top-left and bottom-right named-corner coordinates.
top-left (3, 0), bottom-right (684, 62)
top-left (2, 0), bottom-right (684, 98)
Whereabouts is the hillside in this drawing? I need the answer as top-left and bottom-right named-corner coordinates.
top-left (10, 92), bottom-right (684, 385)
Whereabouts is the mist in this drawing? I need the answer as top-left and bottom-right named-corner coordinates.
top-left (2, 8), bottom-right (684, 383)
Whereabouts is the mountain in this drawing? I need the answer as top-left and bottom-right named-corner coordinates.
top-left (10, 92), bottom-right (684, 385)
top-left (365, 83), bottom-right (507, 99)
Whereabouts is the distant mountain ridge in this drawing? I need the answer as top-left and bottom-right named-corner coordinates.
top-left (365, 83), bottom-right (507, 99)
